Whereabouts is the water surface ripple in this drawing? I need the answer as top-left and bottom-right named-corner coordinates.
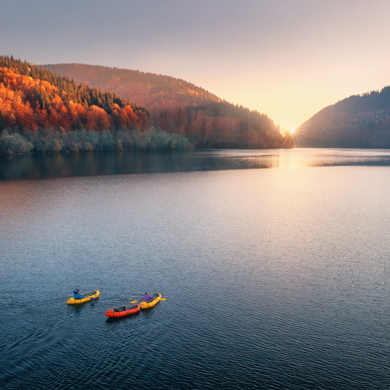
top-left (3, 147), bottom-right (390, 180)
top-left (1, 149), bottom-right (390, 389)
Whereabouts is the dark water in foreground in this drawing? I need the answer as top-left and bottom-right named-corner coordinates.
top-left (1, 148), bottom-right (390, 389)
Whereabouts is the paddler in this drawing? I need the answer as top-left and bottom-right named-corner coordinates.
top-left (73, 289), bottom-right (86, 299)
top-left (140, 292), bottom-right (154, 303)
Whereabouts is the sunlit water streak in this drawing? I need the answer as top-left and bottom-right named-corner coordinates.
top-left (1, 149), bottom-right (390, 389)
top-left (3, 148), bottom-right (390, 180)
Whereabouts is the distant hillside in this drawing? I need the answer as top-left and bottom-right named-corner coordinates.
top-left (0, 56), bottom-right (190, 154)
top-left (297, 87), bottom-right (390, 148)
top-left (42, 63), bottom-right (293, 149)
top-left (42, 63), bottom-right (221, 108)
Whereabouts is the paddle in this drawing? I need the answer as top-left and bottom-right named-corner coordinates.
top-left (85, 291), bottom-right (97, 301)
top-left (76, 295), bottom-right (94, 301)
top-left (79, 293), bottom-right (95, 301)
top-left (74, 290), bottom-right (95, 301)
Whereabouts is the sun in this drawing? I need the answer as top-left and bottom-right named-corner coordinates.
top-left (289, 127), bottom-right (295, 134)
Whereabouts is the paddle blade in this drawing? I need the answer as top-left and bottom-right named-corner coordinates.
top-left (90, 297), bottom-right (95, 301)
top-left (160, 298), bottom-right (166, 301)
top-left (131, 301), bottom-right (138, 303)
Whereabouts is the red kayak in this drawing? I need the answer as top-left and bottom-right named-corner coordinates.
top-left (105, 304), bottom-right (140, 318)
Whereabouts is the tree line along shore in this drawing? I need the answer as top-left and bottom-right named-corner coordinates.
top-left (0, 55), bottom-right (292, 155)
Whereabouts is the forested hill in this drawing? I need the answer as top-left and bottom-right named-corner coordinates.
top-left (42, 63), bottom-right (221, 107)
top-left (297, 86), bottom-right (390, 148)
top-left (0, 56), bottom-right (190, 154)
top-left (42, 63), bottom-right (293, 149)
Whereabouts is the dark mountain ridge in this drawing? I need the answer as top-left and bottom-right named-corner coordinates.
top-left (297, 86), bottom-right (390, 148)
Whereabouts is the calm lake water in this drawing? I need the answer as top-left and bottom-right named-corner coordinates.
top-left (1, 148), bottom-right (390, 389)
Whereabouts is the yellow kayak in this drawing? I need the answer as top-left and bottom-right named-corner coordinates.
top-left (67, 290), bottom-right (99, 305)
top-left (140, 293), bottom-right (161, 309)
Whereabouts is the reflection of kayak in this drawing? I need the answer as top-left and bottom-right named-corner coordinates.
top-left (140, 293), bottom-right (161, 309)
top-left (105, 304), bottom-right (140, 318)
top-left (67, 290), bottom-right (99, 305)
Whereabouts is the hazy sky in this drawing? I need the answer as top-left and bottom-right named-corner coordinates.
top-left (1, 0), bottom-right (390, 129)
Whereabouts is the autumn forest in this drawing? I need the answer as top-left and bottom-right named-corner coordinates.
top-left (0, 56), bottom-right (292, 155)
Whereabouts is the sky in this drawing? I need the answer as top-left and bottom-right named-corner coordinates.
top-left (1, 0), bottom-right (390, 130)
